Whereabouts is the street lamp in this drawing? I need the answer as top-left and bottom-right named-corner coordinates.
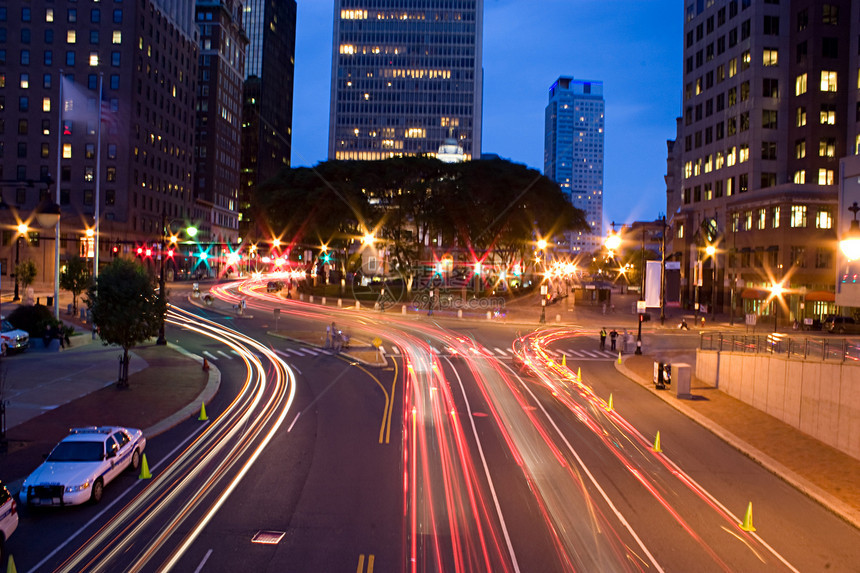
top-left (770, 282), bottom-right (784, 332)
top-left (705, 244), bottom-right (716, 317)
top-left (840, 202), bottom-right (860, 260)
top-left (157, 214), bottom-right (197, 345)
top-left (12, 223), bottom-right (28, 302)
top-left (635, 226), bottom-right (645, 355)
top-left (540, 282), bottom-right (547, 324)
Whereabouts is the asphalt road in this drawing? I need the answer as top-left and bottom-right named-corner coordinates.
top-left (14, 279), bottom-right (860, 571)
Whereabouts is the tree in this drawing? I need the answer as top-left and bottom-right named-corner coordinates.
top-left (59, 256), bottom-right (91, 315)
top-left (15, 259), bottom-right (37, 289)
top-left (85, 258), bottom-right (165, 387)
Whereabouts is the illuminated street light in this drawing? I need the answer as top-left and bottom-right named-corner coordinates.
top-left (840, 202), bottom-right (860, 261)
top-left (537, 238), bottom-right (547, 250)
top-left (605, 232), bottom-right (621, 252)
top-left (362, 232), bottom-right (375, 246)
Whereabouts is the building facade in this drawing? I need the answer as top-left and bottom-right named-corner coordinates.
top-left (238, 0), bottom-right (296, 241)
top-left (328, 0), bottom-right (483, 161)
top-left (666, 0), bottom-right (854, 323)
top-left (194, 0), bottom-right (247, 245)
top-left (544, 76), bottom-right (605, 255)
top-left (0, 0), bottom-right (199, 287)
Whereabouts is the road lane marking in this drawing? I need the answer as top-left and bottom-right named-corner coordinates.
top-left (558, 350), bottom-right (571, 357)
top-left (202, 350), bottom-right (219, 361)
top-left (494, 347), bottom-right (508, 356)
top-left (568, 350), bottom-right (585, 357)
top-left (356, 553), bottom-right (375, 573)
top-left (193, 549), bottom-right (213, 573)
top-left (285, 348), bottom-right (305, 356)
top-left (217, 350), bottom-right (232, 359)
top-left (391, 346), bottom-right (400, 354)
top-left (581, 350), bottom-right (600, 358)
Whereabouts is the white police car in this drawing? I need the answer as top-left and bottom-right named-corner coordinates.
top-left (20, 426), bottom-right (146, 506)
top-left (0, 318), bottom-right (29, 357)
top-left (0, 480), bottom-right (18, 564)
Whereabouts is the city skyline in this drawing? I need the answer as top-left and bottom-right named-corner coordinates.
top-left (292, 0), bottom-right (682, 229)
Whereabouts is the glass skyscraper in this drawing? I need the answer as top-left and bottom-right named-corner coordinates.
top-left (544, 77), bottom-right (605, 254)
top-left (328, 0), bottom-right (483, 161)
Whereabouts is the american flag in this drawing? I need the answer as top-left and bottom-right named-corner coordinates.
top-left (60, 76), bottom-right (121, 136)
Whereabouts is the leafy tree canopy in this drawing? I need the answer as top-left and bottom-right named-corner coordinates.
top-left (59, 256), bottom-right (92, 314)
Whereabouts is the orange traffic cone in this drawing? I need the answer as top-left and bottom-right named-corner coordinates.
top-left (202, 358), bottom-right (209, 371)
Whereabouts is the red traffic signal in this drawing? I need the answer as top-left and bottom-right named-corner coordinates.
top-left (136, 247), bottom-right (144, 256)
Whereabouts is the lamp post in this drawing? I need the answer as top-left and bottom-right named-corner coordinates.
top-left (840, 202), bottom-right (860, 260)
top-left (660, 215), bottom-right (667, 325)
top-left (770, 282), bottom-right (783, 332)
top-left (156, 211), bottom-right (168, 345)
top-left (12, 223), bottom-right (27, 302)
top-left (705, 244), bottom-right (716, 318)
top-left (540, 283), bottom-right (547, 324)
top-left (634, 226), bottom-right (645, 354)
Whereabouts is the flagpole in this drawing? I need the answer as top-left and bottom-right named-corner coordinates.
top-left (54, 70), bottom-right (63, 321)
top-left (94, 73), bottom-right (102, 280)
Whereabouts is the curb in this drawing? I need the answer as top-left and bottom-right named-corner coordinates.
top-left (142, 343), bottom-right (222, 438)
top-left (614, 357), bottom-right (860, 531)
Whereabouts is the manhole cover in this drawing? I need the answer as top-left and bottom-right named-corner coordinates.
top-left (251, 530), bottom-right (286, 545)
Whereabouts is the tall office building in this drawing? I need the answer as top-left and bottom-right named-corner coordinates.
top-left (194, 0), bottom-right (247, 245)
top-left (544, 76), bottom-right (605, 255)
top-left (328, 0), bottom-right (483, 161)
top-left (666, 0), bottom-right (852, 322)
top-left (0, 0), bottom-right (198, 285)
top-left (239, 0), bottom-right (296, 240)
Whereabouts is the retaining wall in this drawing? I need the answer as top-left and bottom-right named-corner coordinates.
top-left (696, 349), bottom-right (860, 460)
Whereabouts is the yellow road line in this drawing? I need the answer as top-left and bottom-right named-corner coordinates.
top-left (349, 357), bottom-right (398, 444)
top-left (356, 553), bottom-right (375, 572)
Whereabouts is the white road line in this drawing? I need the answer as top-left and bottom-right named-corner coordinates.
top-left (568, 350), bottom-right (585, 358)
top-left (193, 549), bottom-right (213, 573)
top-left (558, 350), bottom-right (571, 357)
top-left (602, 351), bottom-right (617, 358)
top-left (391, 346), bottom-right (400, 354)
top-left (285, 348), bottom-right (305, 356)
top-left (202, 350), bottom-right (219, 361)
top-left (494, 347), bottom-right (508, 356)
top-left (298, 348), bottom-right (320, 356)
top-left (217, 350), bottom-right (232, 359)
top-left (581, 350), bottom-right (600, 358)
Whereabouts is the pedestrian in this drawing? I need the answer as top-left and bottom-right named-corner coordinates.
top-left (610, 328), bottom-right (618, 351)
top-left (599, 327), bottom-right (607, 350)
top-left (333, 329), bottom-right (343, 353)
top-left (325, 322), bottom-right (334, 349)
top-left (602, 302), bottom-right (607, 315)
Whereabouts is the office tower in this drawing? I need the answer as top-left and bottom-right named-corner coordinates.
top-left (194, 0), bottom-right (247, 245)
top-left (666, 0), bottom-right (851, 321)
top-left (239, 0), bottom-right (296, 240)
top-left (0, 0), bottom-right (198, 285)
top-left (544, 76), bottom-right (605, 254)
top-left (328, 0), bottom-right (483, 161)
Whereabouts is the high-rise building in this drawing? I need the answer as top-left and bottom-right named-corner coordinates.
top-left (239, 0), bottom-right (296, 240)
top-left (666, 0), bottom-right (852, 323)
top-left (328, 0), bottom-right (483, 161)
top-left (544, 76), bottom-right (605, 255)
top-left (194, 0), bottom-right (248, 245)
top-left (0, 0), bottom-right (199, 286)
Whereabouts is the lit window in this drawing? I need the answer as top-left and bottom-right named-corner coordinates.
top-left (795, 73), bottom-right (807, 95)
top-left (62, 143), bottom-right (72, 158)
top-left (684, 161), bottom-right (692, 178)
top-left (796, 107), bottom-right (807, 127)
top-left (715, 151), bottom-right (724, 169)
top-left (794, 170), bottom-right (806, 184)
top-left (820, 71), bottom-right (837, 92)
top-left (89, 52), bottom-right (99, 66)
top-left (816, 209), bottom-right (832, 229)
top-left (67, 30), bottom-right (76, 44)
top-left (726, 146), bottom-right (736, 166)
top-left (112, 31), bottom-right (122, 44)
top-left (818, 169), bottom-right (834, 185)
top-left (46, 8), bottom-right (54, 22)
top-left (791, 206), bottom-right (807, 228)
top-left (20, 74), bottom-right (28, 88)
top-left (728, 58), bottom-right (737, 77)
top-left (42, 97), bottom-right (50, 112)
top-left (339, 44), bottom-right (356, 55)
top-left (772, 207), bottom-right (780, 229)
top-left (763, 48), bottom-right (778, 66)
top-left (819, 138), bottom-right (836, 157)
top-left (739, 145), bottom-right (749, 163)
top-left (757, 209), bottom-right (766, 230)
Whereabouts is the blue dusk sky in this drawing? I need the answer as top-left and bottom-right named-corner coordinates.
top-left (290, 1), bottom-right (682, 228)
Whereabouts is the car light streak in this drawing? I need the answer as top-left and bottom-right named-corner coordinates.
top-left (515, 327), bottom-right (800, 572)
top-left (49, 306), bottom-right (296, 573)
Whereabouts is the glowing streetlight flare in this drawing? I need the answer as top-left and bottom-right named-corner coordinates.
top-left (537, 239), bottom-right (547, 250)
top-left (605, 233), bottom-right (621, 251)
top-left (17, 223), bottom-right (28, 235)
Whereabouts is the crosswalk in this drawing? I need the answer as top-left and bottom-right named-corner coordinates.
top-left (199, 344), bottom-right (618, 363)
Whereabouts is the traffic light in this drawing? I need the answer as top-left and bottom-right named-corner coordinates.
top-left (136, 246), bottom-right (144, 257)
top-left (167, 248), bottom-right (175, 258)
top-left (112, 240), bottom-right (120, 254)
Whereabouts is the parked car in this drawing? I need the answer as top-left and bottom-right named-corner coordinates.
top-left (20, 426), bottom-right (146, 506)
top-left (0, 480), bottom-right (18, 564)
top-left (266, 280), bottom-right (285, 293)
top-left (0, 318), bottom-right (29, 357)
top-left (823, 315), bottom-right (860, 334)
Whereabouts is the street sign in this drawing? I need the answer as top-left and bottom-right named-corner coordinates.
top-left (372, 337), bottom-right (382, 348)
top-left (637, 300), bottom-right (647, 314)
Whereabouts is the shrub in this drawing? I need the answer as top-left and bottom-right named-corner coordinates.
top-left (7, 304), bottom-right (54, 337)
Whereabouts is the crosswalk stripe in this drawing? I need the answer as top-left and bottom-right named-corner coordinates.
top-left (217, 350), bottom-right (232, 359)
top-left (285, 348), bottom-right (305, 356)
top-left (558, 350), bottom-right (571, 357)
top-left (392, 346), bottom-right (400, 354)
top-left (298, 348), bottom-right (320, 356)
top-left (202, 350), bottom-right (218, 361)
top-left (602, 350), bottom-right (617, 358)
top-left (581, 350), bottom-right (600, 358)
top-left (568, 350), bottom-right (585, 358)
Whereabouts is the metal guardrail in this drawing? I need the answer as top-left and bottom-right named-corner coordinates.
top-left (700, 332), bottom-right (860, 363)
